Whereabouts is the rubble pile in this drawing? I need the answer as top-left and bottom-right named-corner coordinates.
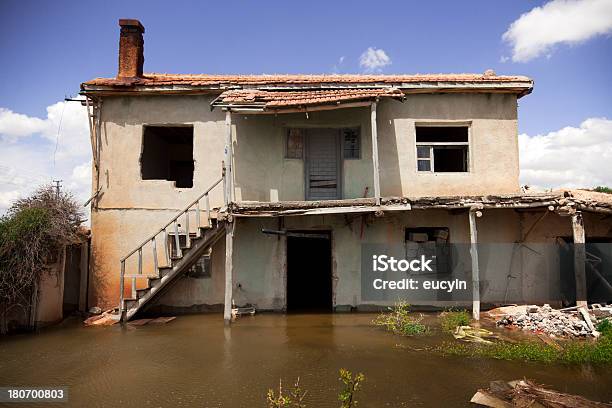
top-left (495, 304), bottom-right (608, 338)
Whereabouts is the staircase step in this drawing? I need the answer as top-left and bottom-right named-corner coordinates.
top-left (123, 221), bottom-right (225, 321)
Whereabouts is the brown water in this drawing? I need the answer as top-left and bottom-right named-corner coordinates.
top-left (0, 313), bottom-right (611, 407)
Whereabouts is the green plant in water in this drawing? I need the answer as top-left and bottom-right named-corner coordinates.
top-left (439, 335), bottom-right (612, 365)
top-left (266, 378), bottom-right (307, 408)
top-left (338, 369), bottom-right (365, 408)
top-left (373, 301), bottom-right (428, 336)
top-left (596, 318), bottom-right (612, 338)
top-left (439, 308), bottom-right (471, 332)
top-left (593, 186), bottom-right (612, 194)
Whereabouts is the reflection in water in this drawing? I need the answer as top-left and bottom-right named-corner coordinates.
top-left (0, 313), bottom-right (611, 407)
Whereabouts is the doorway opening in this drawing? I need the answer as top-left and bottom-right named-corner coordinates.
top-left (286, 231), bottom-right (333, 312)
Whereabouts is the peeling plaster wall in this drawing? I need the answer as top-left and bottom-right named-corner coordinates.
top-left (91, 92), bottom-right (522, 308)
top-left (378, 93), bottom-right (520, 196)
top-left (149, 210), bottom-right (611, 312)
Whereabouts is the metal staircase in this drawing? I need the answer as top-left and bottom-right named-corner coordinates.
top-left (119, 175), bottom-right (225, 321)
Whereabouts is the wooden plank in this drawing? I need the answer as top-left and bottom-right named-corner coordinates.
top-left (224, 111), bottom-right (233, 205)
top-left (370, 102), bottom-right (381, 204)
top-left (572, 212), bottom-right (587, 307)
top-left (149, 316), bottom-right (176, 324)
top-left (129, 318), bottom-right (153, 326)
top-left (469, 209), bottom-right (481, 320)
top-left (224, 221), bottom-right (234, 323)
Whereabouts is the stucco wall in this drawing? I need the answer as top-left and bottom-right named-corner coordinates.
top-left (148, 210), bottom-right (610, 312)
top-left (91, 92), bottom-right (522, 308)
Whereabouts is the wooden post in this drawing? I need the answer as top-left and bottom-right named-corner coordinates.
top-left (571, 212), bottom-right (587, 307)
top-left (370, 102), bottom-right (381, 205)
top-left (224, 110), bottom-right (233, 205)
top-left (469, 209), bottom-right (481, 320)
top-left (224, 220), bottom-right (235, 323)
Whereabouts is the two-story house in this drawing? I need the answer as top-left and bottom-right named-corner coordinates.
top-left (81, 20), bottom-right (612, 322)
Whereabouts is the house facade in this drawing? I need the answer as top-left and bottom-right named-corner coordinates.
top-left (81, 20), bottom-right (612, 321)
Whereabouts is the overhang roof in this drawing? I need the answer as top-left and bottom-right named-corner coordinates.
top-left (81, 72), bottom-right (533, 98)
top-left (227, 190), bottom-right (612, 217)
top-left (210, 88), bottom-right (406, 112)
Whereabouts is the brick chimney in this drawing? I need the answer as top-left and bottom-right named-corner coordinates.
top-left (117, 19), bottom-right (145, 79)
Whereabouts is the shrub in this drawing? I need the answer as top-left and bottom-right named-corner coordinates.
top-left (0, 185), bottom-right (83, 333)
top-left (373, 301), bottom-right (428, 336)
top-left (439, 309), bottom-right (471, 332)
top-left (593, 186), bottom-right (612, 194)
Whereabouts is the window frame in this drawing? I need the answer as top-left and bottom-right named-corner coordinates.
top-left (414, 122), bottom-right (471, 174)
top-left (341, 127), bottom-right (361, 160)
top-left (284, 128), bottom-right (305, 160)
top-left (140, 124), bottom-right (195, 188)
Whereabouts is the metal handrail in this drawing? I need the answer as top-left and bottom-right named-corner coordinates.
top-left (119, 174), bottom-right (224, 316)
top-left (120, 176), bottom-right (223, 262)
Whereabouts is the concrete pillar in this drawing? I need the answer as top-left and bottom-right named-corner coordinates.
top-left (469, 209), bottom-right (481, 320)
top-left (571, 212), bottom-right (587, 307)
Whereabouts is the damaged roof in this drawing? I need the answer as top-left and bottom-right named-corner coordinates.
top-left (210, 88), bottom-right (406, 111)
top-left (81, 72), bottom-right (533, 98)
top-left (227, 190), bottom-right (612, 217)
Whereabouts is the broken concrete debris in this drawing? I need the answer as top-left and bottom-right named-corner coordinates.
top-left (88, 306), bottom-right (102, 315)
top-left (494, 304), bottom-right (609, 338)
top-left (231, 305), bottom-right (256, 319)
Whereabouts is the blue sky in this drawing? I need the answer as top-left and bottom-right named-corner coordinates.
top-left (1, 0), bottom-right (610, 134)
top-left (0, 0), bottom-right (611, 211)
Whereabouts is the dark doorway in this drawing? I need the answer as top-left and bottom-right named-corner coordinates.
top-left (287, 232), bottom-right (333, 311)
top-left (62, 245), bottom-right (82, 316)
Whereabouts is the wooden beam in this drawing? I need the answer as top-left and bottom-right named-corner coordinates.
top-left (370, 102), bottom-right (381, 204)
top-left (468, 209), bottom-right (481, 320)
top-left (571, 212), bottom-right (587, 307)
top-left (223, 221), bottom-right (235, 323)
top-left (224, 111), bottom-right (233, 205)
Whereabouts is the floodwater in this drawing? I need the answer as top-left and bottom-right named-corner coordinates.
top-left (0, 313), bottom-right (611, 407)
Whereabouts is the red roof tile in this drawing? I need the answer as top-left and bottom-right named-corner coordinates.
top-left (213, 88), bottom-right (405, 110)
top-left (83, 72), bottom-right (532, 88)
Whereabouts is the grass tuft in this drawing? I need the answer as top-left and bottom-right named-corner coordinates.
top-left (373, 301), bottom-right (428, 336)
top-left (439, 336), bottom-right (612, 365)
top-left (439, 309), bottom-right (471, 332)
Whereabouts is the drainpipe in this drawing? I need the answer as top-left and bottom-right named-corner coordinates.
top-left (370, 102), bottom-right (381, 205)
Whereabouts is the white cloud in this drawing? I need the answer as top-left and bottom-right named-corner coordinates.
top-left (0, 108), bottom-right (46, 139)
top-left (359, 47), bottom-right (391, 72)
top-left (519, 117), bottom-right (612, 189)
top-left (503, 0), bottom-right (612, 62)
top-left (0, 101), bottom-right (92, 216)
